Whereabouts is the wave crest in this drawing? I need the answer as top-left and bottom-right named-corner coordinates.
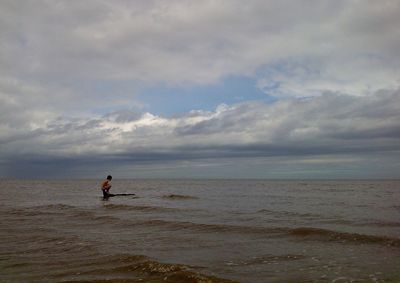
top-left (162, 194), bottom-right (198, 200)
top-left (72, 254), bottom-right (236, 283)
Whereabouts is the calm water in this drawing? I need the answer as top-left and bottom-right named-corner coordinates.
top-left (1, 179), bottom-right (400, 283)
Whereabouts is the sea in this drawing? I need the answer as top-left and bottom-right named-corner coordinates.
top-left (1, 179), bottom-right (399, 283)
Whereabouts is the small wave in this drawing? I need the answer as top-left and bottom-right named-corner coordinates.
top-left (162, 194), bottom-right (198, 200)
top-left (391, 205), bottom-right (400, 211)
top-left (129, 219), bottom-right (400, 247)
top-left (130, 219), bottom-right (273, 234)
top-left (288, 227), bottom-right (400, 246)
top-left (285, 217), bottom-right (400, 228)
top-left (64, 254), bottom-right (236, 283)
top-left (102, 203), bottom-right (181, 212)
top-left (349, 220), bottom-right (400, 228)
top-left (315, 219), bottom-right (355, 225)
top-left (257, 209), bottom-right (320, 218)
top-left (226, 254), bottom-right (306, 266)
top-left (5, 209), bottom-right (62, 217)
top-left (3, 230), bottom-right (98, 257)
top-left (32, 204), bottom-right (77, 210)
top-left (3, 205), bottom-right (123, 225)
top-left (113, 260), bottom-right (186, 273)
top-left (367, 221), bottom-right (400, 227)
top-left (4, 204), bottom-right (77, 217)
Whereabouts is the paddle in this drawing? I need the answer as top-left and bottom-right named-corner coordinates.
top-left (107, 193), bottom-right (136, 197)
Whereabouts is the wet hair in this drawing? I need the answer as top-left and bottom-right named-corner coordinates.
top-left (107, 175), bottom-right (112, 180)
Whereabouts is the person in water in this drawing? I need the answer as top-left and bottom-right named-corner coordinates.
top-left (101, 175), bottom-right (112, 198)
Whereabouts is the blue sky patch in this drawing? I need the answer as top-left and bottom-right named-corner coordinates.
top-left (137, 75), bottom-right (276, 116)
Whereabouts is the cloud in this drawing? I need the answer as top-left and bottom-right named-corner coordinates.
top-left (1, 0), bottom-right (399, 88)
top-left (1, 1), bottom-right (399, 177)
top-left (1, 88), bottom-right (399, 177)
top-left (257, 56), bottom-right (400, 98)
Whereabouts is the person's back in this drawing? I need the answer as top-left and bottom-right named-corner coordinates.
top-left (101, 175), bottom-right (112, 198)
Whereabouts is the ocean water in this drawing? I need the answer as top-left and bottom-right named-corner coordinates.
top-left (1, 179), bottom-right (400, 283)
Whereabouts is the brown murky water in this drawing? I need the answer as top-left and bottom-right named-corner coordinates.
top-left (1, 179), bottom-right (400, 282)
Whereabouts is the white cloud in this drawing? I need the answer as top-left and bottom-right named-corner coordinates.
top-left (1, 88), bottom-right (399, 160)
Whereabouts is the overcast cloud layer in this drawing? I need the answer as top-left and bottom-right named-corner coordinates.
top-left (1, 0), bottom-right (399, 178)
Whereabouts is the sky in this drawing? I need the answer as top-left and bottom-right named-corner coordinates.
top-left (0, 0), bottom-right (400, 179)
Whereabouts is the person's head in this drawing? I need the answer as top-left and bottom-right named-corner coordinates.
top-left (107, 175), bottom-right (112, 181)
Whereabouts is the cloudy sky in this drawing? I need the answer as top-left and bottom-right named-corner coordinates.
top-left (1, 0), bottom-right (399, 179)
